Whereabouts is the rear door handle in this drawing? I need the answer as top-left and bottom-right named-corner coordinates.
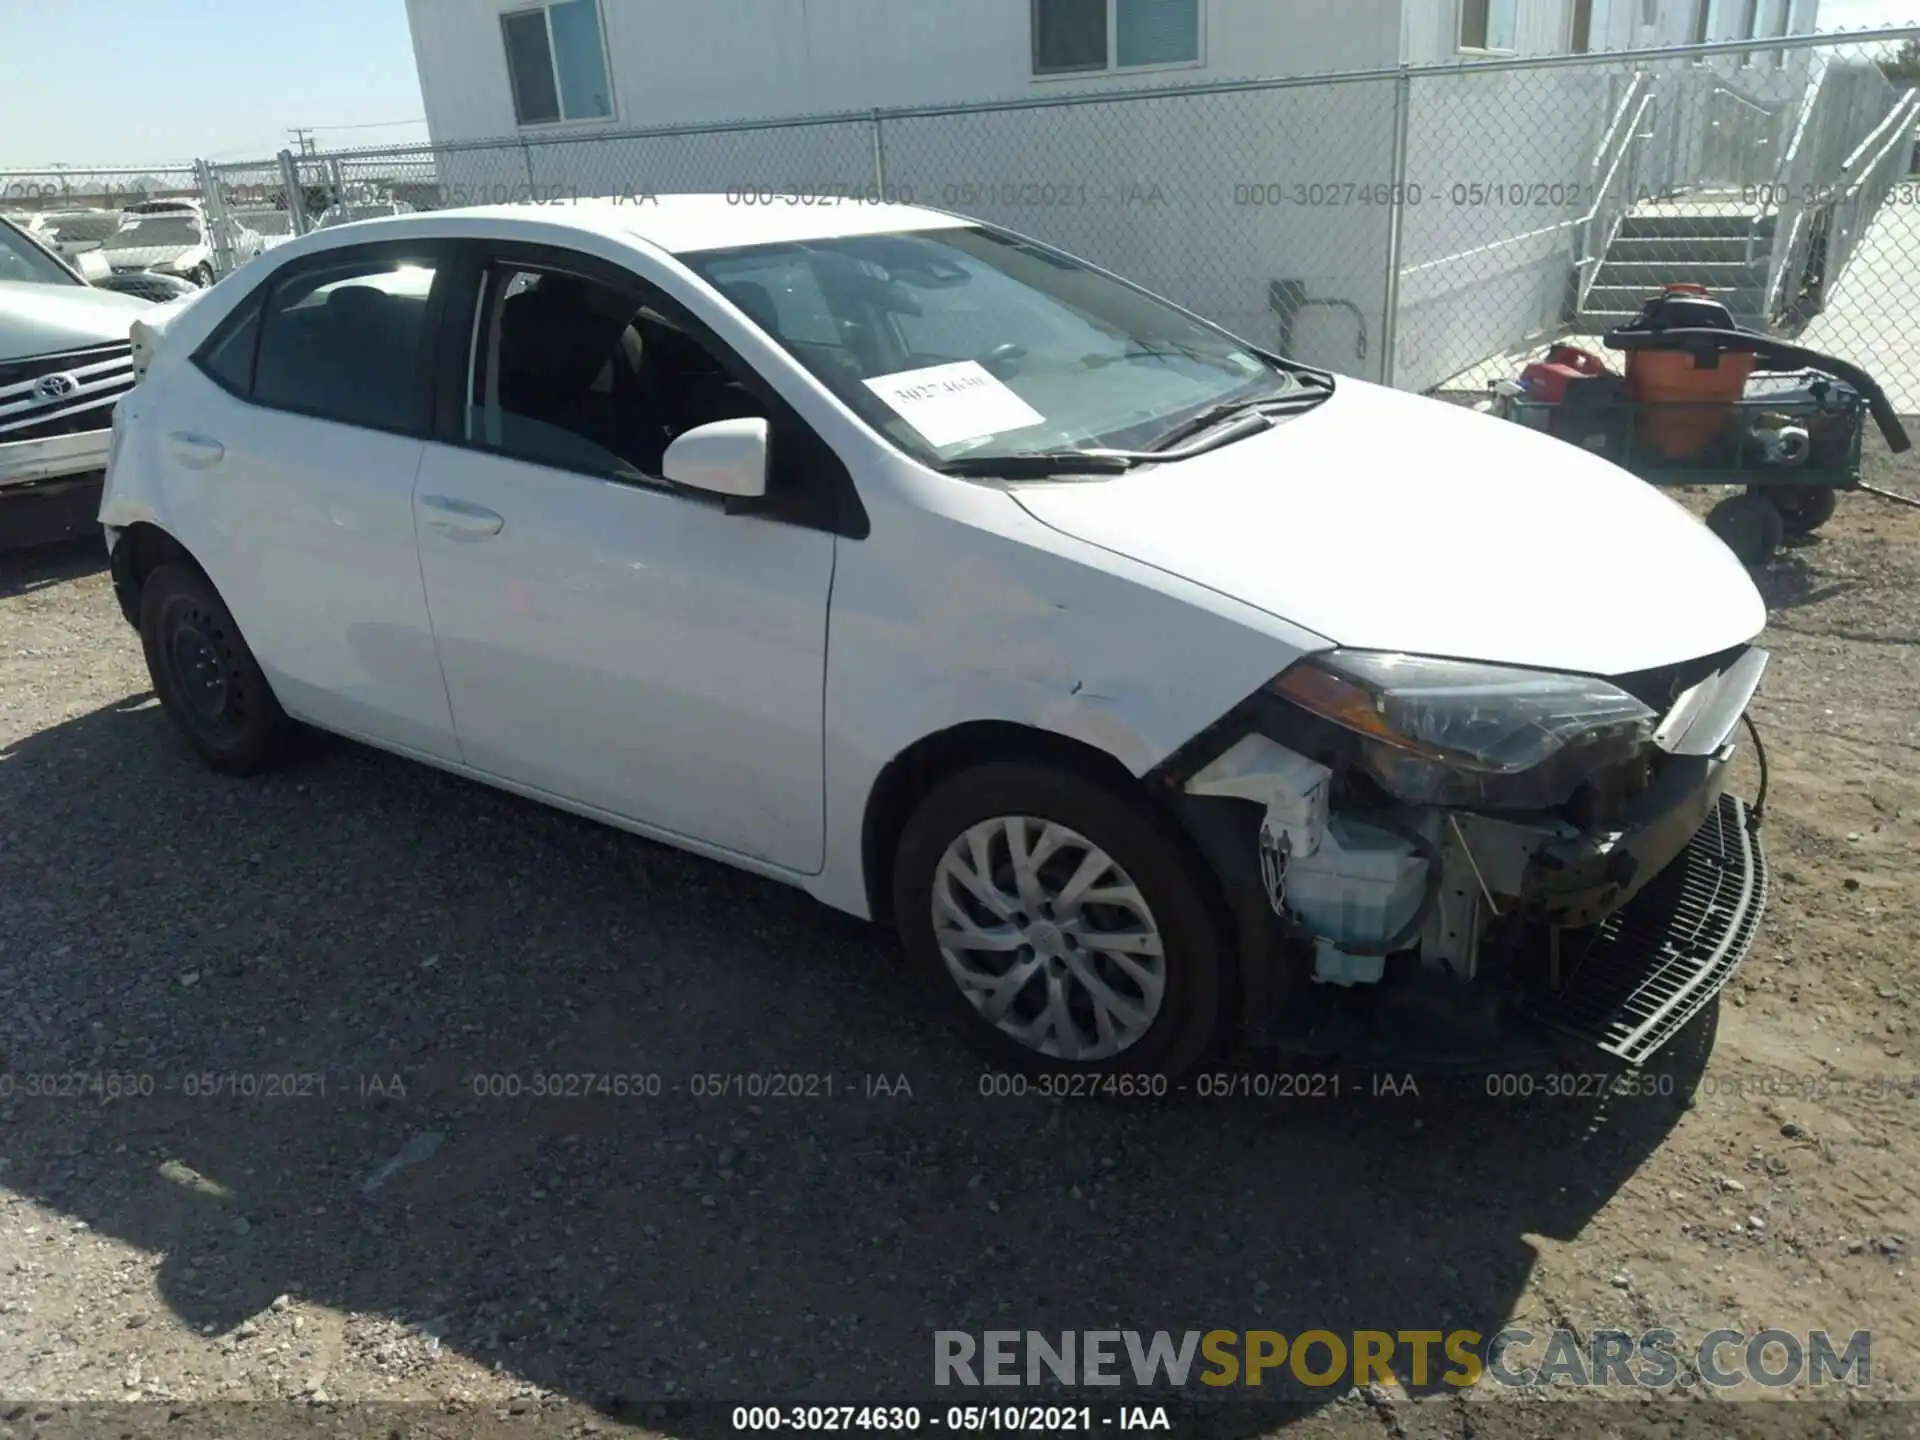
top-left (419, 494), bottom-right (505, 538)
top-left (167, 431), bottom-right (225, 467)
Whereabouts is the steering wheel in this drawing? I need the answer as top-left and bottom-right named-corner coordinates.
top-left (978, 342), bottom-right (1028, 377)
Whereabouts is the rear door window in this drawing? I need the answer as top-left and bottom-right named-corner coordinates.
top-left (250, 254), bottom-right (440, 434)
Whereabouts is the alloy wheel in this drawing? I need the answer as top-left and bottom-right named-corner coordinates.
top-left (930, 815), bottom-right (1166, 1061)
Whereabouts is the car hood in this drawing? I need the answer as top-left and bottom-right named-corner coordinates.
top-left (1011, 378), bottom-right (1766, 678)
top-left (0, 280), bottom-right (149, 361)
top-left (102, 243), bottom-right (207, 270)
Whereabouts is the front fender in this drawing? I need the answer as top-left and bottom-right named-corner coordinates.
top-left (810, 490), bottom-right (1330, 918)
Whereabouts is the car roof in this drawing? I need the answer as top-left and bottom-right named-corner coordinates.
top-left (340, 195), bottom-right (972, 256)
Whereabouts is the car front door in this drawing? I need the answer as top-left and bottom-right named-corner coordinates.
top-left (160, 240), bottom-right (461, 761)
top-left (410, 245), bottom-right (840, 873)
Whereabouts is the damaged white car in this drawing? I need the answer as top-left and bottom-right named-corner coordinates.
top-left (100, 199), bottom-right (1768, 1079)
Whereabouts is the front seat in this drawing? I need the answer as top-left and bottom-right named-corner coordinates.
top-left (496, 278), bottom-right (636, 450)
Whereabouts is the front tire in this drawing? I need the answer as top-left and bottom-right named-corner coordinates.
top-left (139, 564), bottom-right (289, 774)
top-left (191, 264), bottom-right (215, 288)
top-left (892, 762), bottom-right (1231, 1080)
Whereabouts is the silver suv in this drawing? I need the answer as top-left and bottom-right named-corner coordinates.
top-left (0, 215), bottom-right (153, 549)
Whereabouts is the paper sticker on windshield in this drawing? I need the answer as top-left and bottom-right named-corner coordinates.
top-left (862, 362), bottom-right (1044, 448)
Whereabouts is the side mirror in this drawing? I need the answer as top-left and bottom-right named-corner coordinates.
top-left (662, 416), bottom-right (769, 501)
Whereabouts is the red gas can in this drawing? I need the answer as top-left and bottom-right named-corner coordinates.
top-left (1519, 344), bottom-right (1612, 404)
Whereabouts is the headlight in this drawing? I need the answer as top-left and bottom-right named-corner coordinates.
top-left (1269, 650), bottom-right (1656, 808)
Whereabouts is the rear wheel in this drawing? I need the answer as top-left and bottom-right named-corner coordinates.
top-left (892, 762), bottom-right (1231, 1081)
top-left (1755, 484), bottom-right (1838, 536)
top-left (1706, 493), bottom-right (1783, 566)
top-left (138, 564), bottom-right (290, 774)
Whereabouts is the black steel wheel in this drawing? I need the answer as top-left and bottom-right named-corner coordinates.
top-left (139, 563), bottom-right (289, 773)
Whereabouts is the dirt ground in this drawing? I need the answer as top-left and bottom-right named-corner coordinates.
top-left (0, 432), bottom-right (1916, 1440)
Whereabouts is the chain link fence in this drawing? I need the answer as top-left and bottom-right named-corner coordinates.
top-left (7, 29), bottom-right (1918, 407)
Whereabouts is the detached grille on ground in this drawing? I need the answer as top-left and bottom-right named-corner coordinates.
top-left (1546, 794), bottom-right (1768, 1066)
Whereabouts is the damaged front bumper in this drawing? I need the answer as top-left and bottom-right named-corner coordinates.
top-left (1547, 790), bottom-right (1766, 1064)
top-left (1166, 647), bottom-right (1771, 1068)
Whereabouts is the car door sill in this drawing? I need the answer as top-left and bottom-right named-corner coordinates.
top-left (301, 719), bottom-right (826, 886)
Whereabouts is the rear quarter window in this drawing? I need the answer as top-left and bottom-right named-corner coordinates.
top-left (193, 290), bottom-right (265, 396)
top-left (197, 252), bottom-right (440, 435)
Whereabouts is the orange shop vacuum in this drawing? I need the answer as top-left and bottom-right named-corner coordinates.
top-left (1609, 283), bottom-right (1756, 459)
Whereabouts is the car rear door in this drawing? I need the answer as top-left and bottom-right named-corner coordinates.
top-left (409, 241), bottom-right (840, 873)
top-left (153, 239), bottom-right (461, 761)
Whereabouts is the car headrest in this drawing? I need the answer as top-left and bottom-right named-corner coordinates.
top-left (719, 280), bottom-right (783, 340)
top-left (499, 277), bottom-right (632, 398)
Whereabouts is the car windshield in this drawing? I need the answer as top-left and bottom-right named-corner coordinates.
top-left (105, 216), bottom-right (202, 249)
top-left (0, 219), bottom-right (77, 285)
top-left (682, 225), bottom-right (1299, 467)
top-left (44, 212), bottom-right (122, 243)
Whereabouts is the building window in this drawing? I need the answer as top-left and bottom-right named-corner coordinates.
top-left (1739, 0), bottom-right (1760, 61)
top-left (1690, 0), bottom-right (1715, 45)
top-left (1570, 0), bottom-right (1594, 53)
top-left (1031, 0), bottom-right (1200, 75)
top-left (502, 0), bottom-right (612, 127)
top-left (1459, 0), bottom-right (1518, 53)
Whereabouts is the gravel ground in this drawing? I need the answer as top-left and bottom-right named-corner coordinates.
top-left (1, 434), bottom-right (1917, 1439)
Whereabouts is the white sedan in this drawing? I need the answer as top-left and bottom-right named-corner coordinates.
top-left (101, 197), bottom-right (1771, 1078)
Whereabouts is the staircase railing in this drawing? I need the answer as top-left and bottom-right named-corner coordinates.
top-left (1765, 74), bottom-right (1917, 323)
top-left (1811, 90), bottom-right (1920, 315)
top-left (1760, 62), bottom-right (1828, 319)
top-left (1704, 80), bottom-right (1789, 192)
top-left (1574, 71), bottom-right (1655, 317)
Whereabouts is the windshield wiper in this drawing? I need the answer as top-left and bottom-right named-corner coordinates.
top-left (934, 384), bottom-right (1337, 478)
top-left (937, 451), bottom-right (1139, 477)
top-left (1145, 389), bottom-right (1330, 453)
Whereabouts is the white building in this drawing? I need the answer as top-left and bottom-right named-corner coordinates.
top-left (406, 0), bottom-right (1820, 143)
top-left (399, 1), bottom-right (1843, 389)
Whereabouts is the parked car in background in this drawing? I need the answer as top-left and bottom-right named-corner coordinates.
top-left (101, 198), bottom-right (1772, 1080)
top-left (315, 198), bottom-right (417, 229)
top-left (90, 268), bottom-right (201, 303)
top-left (23, 209), bottom-right (125, 266)
top-left (0, 214), bottom-right (150, 548)
top-left (101, 201), bottom-right (263, 287)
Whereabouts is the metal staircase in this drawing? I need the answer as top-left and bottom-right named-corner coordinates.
top-left (1577, 198), bottom-right (1776, 330)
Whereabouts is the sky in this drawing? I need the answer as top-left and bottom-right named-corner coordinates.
top-left (0, 0), bottom-right (1914, 172)
top-left (0, 0), bottom-right (430, 169)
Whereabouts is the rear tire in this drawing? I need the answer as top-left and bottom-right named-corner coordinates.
top-left (1706, 493), bottom-right (1783, 566)
top-left (138, 564), bottom-right (290, 774)
top-left (892, 762), bottom-right (1232, 1082)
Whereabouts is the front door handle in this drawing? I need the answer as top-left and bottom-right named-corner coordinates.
top-left (167, 431), bottom-right (225, 467)
top-left (419, 494), bottom-right (504, 539)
